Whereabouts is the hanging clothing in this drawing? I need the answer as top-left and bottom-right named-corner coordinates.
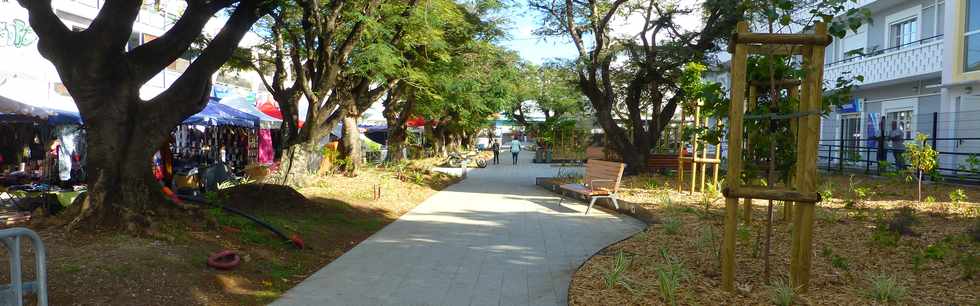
top-left (258, 129), bottom-right (274, 165)
top-left (55, 125), bottom-right (81, 181)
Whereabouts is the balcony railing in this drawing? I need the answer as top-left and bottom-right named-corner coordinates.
top-left (824, 35), bottom-right (943, 86)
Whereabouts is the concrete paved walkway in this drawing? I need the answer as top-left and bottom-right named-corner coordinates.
top-left (272, 153), bottom-right (645, 306)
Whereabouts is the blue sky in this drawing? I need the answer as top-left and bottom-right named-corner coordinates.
top-left (497, 2), bottom-right (579, 64)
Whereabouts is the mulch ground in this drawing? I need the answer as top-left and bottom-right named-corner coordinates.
top-left (569, 173), bottom-right (980, 305)
top-left (0, 163), bottom-right (458, 305)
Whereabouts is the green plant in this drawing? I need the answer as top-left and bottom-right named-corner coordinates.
top-left (904, 133), bottom-right (939, 202)
top-left (957, 154), bottom-right (980, 180)
top-left (770, 279), bottom-right (796, 306)
top-left (817, 181), bottom-right (834, 202)
top-left (654, 248), bottom-right (688, 306)
top-left (969, 219), bottom-right (980, 243)
top-left (820, 246), bottom-right (834, 258)
top-left (662, 216), bottom-right (682, 235)
top-left (644, 178), bottom-right (660, 190)
top-left (924, 196), bottom-right (936, 203)
top-left (830, 254), bottom-right (850, 271)
top-left (949, 189), bottom-right (968, 205)
top-left (886, 207), bottom-right (919, 236)
top-left (959, 252), bottom-right (979, 279)
top-left (879, 160), bottom-right (896, 177)
top-left (844, 175), bottom-right (873, 209)
top-left (910, 253), bottom-right (925, 270)
top-left (870, 228), bottom-right (900, 248)
top-left (603, 250), bottom-right (634, 292)
top-left (736, 224), bottom-right (751, 244)
top-left (695, 226), bottom-right (720, 256)
top-left (816, 208), bottom-right (842, 223)
top-left (923, 242), bottom-right (949, 260)
top-left (865, 274), bottom-right (906, 303)
top-left (701, 182), bottom-right (721, 216)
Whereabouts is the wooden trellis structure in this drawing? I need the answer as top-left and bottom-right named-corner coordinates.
top-left (742, 78), bottom-right (803, 224)
top-left (676, 101), bottom-right (721, 194)
top-left (720, 21), bottom-right (828, 292)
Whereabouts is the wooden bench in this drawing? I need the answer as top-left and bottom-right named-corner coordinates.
top-left (557, 159), bottom-right (625, 214)
top-left (585, 146), bottom-right (605, 160)
top-left (648, 153), bottom-right (682, 172)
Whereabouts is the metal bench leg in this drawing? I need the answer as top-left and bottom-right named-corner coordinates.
top-left (586, 197), bottom-right (598, 215)
top-left (611, 194), bottom-right (620, 210)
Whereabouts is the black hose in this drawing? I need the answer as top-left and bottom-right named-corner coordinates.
top-left (176, 194), bottom-right (293, 244)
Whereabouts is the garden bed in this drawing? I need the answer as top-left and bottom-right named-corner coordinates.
top-left (569, 173), bottom-right (980, 305)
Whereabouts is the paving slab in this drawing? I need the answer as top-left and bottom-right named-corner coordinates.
top-left (272, 153), bottom-right (645, 306)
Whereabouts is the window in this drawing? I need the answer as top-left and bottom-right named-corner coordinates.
top-left (965, 0), bottom-right (980, 72)
top-left (890, 18), bottom-right (917, 48)
top-left (886, 110), bottom-right (914, 140)
top-left (841, 115), bottom-right (862, 161)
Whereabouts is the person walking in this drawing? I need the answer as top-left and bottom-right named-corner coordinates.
top-left (510, 138), bottom-right (521, 165)
top-left (490, 140), bottom-right (500, 165)
top-left (889, 121), bottom-right (906, 170)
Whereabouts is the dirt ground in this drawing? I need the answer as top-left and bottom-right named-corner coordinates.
top-left (0, 163), bottom-right (457, 305)
top-left (568, 172), bottom-right (980, 305)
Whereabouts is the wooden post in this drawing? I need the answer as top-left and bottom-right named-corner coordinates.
top-left (699, 104), bottom-right (709, 192)
top-left (713, 119), bottom-right (722, 187)
top-left (791, 22), bottom-right (827, 292)
top-left (785, 86), bottom-right (800, 221)
top-left (677, 108), bottom-right (686, 192)
top-left (690, 105), bottom-right (701, 195)
top-left (721, 21), bottom-right (749, 292)
top-left (743, 85), bottom-right (757, 224)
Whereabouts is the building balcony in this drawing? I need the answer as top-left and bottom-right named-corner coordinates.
top-left (824, 35), bottom-right (943, 87)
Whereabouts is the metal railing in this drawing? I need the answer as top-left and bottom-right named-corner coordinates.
top-left (818, 138), bottom-right (980, 183)
top-left (0, 228), bottom-right (48, 306)
top-left (825, 34), bottom-right (943, 67)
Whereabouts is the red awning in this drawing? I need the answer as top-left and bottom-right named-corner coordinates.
top-left (406, 117), bottom-right (427, 127)
top-left (257, 97), bottom-right (304, 128)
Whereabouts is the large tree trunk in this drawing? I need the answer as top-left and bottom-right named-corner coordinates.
top-left (430, 125), bottom-right (448, 157)
top-left (339, 113), bottom-right (362, 170)
top-left (383, 88), bottom-right (412, 163)
top-left (19, 0), bottom-right (270, 231)
top-left (72, 114), bottom-right (173, 231)
top-left (386, 121), bottom-right (409, 162)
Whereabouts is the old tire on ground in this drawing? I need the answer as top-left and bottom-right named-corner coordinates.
top-left (207, 250), bottom-right (241, 270)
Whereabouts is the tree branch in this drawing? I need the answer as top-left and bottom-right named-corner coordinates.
top-left (144, 0), bottom-right (269, 127)
top-left (16, 0), bottom-right (73, 62)
top-left (127, 1), bottom-right (235, 84)
top-left (86, 0), bottom-right (142, 51)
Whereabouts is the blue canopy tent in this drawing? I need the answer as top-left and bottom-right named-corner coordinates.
top-left (218, 96), bottom-right (282, 129)
top-left (0, 93), bottom-right (82, 125)
top-left (183, 99), bottom-right (260, 128)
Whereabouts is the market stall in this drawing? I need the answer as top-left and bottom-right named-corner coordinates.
top-left (1, 93), bottom-right (85, 222)
top-left (171, 99), bottom-right (259, 171)
top-left (219, 95), bottom-right (282, 165)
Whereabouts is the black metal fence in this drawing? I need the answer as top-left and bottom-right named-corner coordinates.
top-left (818, 111), bottom-right (980, 184)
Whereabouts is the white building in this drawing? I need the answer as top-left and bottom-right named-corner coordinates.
top-left (819, 0), bottom-right (980, 175)
top-left (0, 1), bottom-right (195, 109)
top-left (700, 0), bottom-right (978, 175)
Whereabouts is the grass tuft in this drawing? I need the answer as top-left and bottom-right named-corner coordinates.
top-left (654, 248), bottom-right (689, 306)
top-left (865, 274), bottom-right (906, 303)
top-left (770, 279), bottom-right (795, 306)
top-left (662, 216), bottom-right (682, 235)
